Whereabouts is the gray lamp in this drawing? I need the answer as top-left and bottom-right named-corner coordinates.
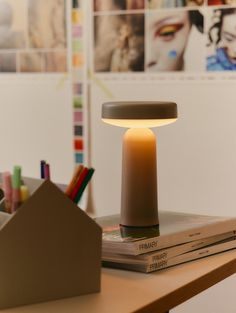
top-left (102, 101), bottom-right (177, 228)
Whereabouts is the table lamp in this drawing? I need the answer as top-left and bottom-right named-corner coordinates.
top-left (102, 101), bottom-right (177, 228)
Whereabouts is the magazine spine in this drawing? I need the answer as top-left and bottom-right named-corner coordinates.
top-left (146, 238), bottom-right (236, 273)
top-left (131, 221), bottom-right (236, 255)
top-left (145, 231), bottom-right (234, 263)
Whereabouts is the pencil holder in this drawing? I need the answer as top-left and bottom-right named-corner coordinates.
top-left (0, 178), bottom-right (102, 309)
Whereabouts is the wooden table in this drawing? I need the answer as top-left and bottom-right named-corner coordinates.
top-left (2, 250), bottom-right (236, 313)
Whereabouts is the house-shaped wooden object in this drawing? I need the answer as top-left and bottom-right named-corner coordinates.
top-left (0, 179), bottom-right (102, 309)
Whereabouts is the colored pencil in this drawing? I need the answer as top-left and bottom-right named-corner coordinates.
top-left (70, 167), bottom-right (89, 202)
top-left (65, 164), bottom-right (84, 196)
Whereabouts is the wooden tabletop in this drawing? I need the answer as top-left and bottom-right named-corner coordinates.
top-left (2, 250), bottom-right (236, 313)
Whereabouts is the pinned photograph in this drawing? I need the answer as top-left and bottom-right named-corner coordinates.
top-left (0, 0), bottom-right (26, 49)
top-left (19, 52), bottom-right (43, 72)
top-left (94, 14), bottom-right (144, 72)
top-left (94, 0), bottom-right (144, 11)
top-left (207, 8), bottom-right (236, 71)
top-left (0, 53), bottom-right (16, 72)
top-left (28, 0), bottom-right (66, 49)
top-left (148, 0), bottom-right (204, 8)
top-left (146, 10), bottom-right (204, 71)
top-left (43, 51), bottom-right (67, 72)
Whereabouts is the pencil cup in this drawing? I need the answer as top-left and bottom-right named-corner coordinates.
top-left (0, 178), bottom-right (102, 309)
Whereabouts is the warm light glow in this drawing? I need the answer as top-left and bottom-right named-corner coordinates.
top-left (124, 127), bottom-right (156, 141)
top-left (102, 118), bottom-right (177, 128)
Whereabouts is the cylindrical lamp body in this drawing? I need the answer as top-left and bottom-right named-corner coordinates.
top-left (121, 128), bottom-right (159, 227)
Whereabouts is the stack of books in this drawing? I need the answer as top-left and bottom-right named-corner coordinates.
top-left (95, 211), bottom-right (236, 273)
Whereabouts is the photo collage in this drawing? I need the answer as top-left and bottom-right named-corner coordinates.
top-left (93, 0), bottom-right (236, 72)
top-left (0, 0), bottom-right (67, 73)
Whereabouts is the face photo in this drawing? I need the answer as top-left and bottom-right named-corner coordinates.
top-left (207, 8), bottom-right (236, 71)
top-left (148, 0), bottom-right (204, 9)
top-left (94, 0), bottom-right (145, 11)
top-left (28, 0), bottom-right (67, 49)
top-left (94, 14), bottom-right (144, 72)
top-left (146, 10), bottom-right (204, 72)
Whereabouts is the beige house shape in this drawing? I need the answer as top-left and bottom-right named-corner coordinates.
top-left (0, 180), bottom-right (102, 309)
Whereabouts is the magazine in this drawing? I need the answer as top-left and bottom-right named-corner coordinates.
top-left (95, 210), bottom-right (236, 255)
top-left (102, 231), bottom-right (235, 265)
top-left (102, 236), bottom-right (236, 273)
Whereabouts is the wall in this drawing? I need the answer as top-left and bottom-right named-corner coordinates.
top-left (0, 75), bottom-right (74, 184)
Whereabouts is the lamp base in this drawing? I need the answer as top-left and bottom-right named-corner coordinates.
top-left (121, 128), bottom-right (159, 227)
top-left (120, 224), bottom-right (160, 239)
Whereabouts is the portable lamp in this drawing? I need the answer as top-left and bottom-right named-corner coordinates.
top-left (102, 101), bottom-right (177, 228)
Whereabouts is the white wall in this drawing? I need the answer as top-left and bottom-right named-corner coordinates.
top-left (90, 80), bottom-right (236, 312)
top-left (0, 75), bottom-right (74, 183)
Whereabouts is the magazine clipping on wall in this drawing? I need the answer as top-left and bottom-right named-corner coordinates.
top-left (0, 0), bottom-right (67, 73)
top-left (92, 0), bottom-right (236, 82)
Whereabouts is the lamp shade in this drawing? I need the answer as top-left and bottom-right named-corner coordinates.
top-left (102, 101), bottom-right (177, 128)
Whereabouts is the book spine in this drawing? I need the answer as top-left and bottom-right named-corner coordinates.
top-left (134, 221), bottom-right (236, 255)
top-left (146, 238), bottom-right (236, 273)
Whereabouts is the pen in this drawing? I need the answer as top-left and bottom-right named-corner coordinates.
top-left (2, 172), bottom-right (12, 213)
top-left (11, 166), bottom-right (21, 212)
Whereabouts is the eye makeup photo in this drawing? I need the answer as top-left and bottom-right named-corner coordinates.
top-left (154, 23), bottom-right (184, 41)
top-left (146, 10), bottom-right (203, 72)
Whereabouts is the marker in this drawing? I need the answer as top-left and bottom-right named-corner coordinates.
top-left (40, 160), bottom-right (46, 179)
top-left (2, 172), bottom-right (12, 213)
top-left (74, 168), bottom-right (95, 204)
top-left (0, 188), bottom-right (5, 211)
top-left (0, 196), bottom-right (5, 212)
top-left (11, 166), bottom-right (21, 212)
top-left (20, 185), bottom-right (30, 203)
top-left (0, 189), bottom-right (4, 201)
top-left (44, 163), bottom-right (51, 180)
